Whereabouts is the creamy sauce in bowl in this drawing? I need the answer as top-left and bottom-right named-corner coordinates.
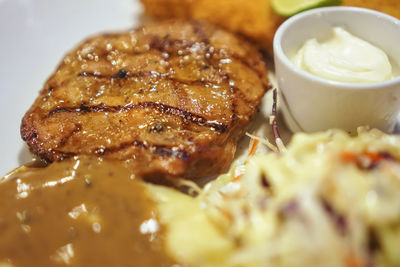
top-left (291, 27), bottom-right (394, 83)
top-left (0, 157), bottom-right (174, 267)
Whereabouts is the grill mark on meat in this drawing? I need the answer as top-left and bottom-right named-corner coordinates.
top-left (230, 86), bottom-right (254, 107)
top-left (48, 102), bottom-right (227, 132)
top-left (148, 36), bottom-right (264, 78)
top-left (75, 69), bottom-right (256, 117)
top-left (76, 70), bottom-right (254, 105)
top-left (78, 72), bottom-right (105, 78)
top-left (230, 100), bottom-right (238, 126)
top-left (75, 71), bottom-right (254, 128)
top-left (78, 70), bottom-right (253, 111)
top-left (170, 77), bottom-right (191, 130)
top-left (56, 124), bottom-right (82, 149)
top-left (55, 38), bottom-right (262, 100)
top-left (44, 44), bottom-right (256, 140)
top-left (221, 72), bottom-right (258, 108)
top-left (74, 69), bottom-right (253, 130)
top-left (93, 139), bottom-right (188, 159)
top-left (149, 37), bottom-right (192, 53)
top-left (56, 38), bottom-right (263, 92)
top-left (77, 70), bottom-right (211, 87)
top-left (228, 54), bottom-right (265, 79)
top-left (21, 22), bottom-right (268, 179)
top-left (112, 69), bottom-right (129, 79)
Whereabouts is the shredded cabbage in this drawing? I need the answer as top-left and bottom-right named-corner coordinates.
top-left (147, 128), bottom-right (400, 267)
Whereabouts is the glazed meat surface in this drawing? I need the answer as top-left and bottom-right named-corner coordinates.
top-left (21, 21), bottom-right (268, 179)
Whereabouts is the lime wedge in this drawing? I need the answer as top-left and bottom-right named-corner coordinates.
top-left (271, 0), bottom-right (343, 17)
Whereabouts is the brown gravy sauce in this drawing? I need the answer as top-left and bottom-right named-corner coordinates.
top-left (0, 156), bottom-right (175, 267)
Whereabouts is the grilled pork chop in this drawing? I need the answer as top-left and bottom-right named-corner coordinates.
top-left (21, 21), bottom-right (269, 179)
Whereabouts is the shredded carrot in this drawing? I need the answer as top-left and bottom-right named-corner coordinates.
top-left (340, 150), bottom-right (400, 170)
top-left (362, 151), bottom-right (383, 163)
top-left (246, 132), bottom-right (278, 152)
top-left (345, 253), bottom-right (363, 267)
top-left (231, 133), bottom-right (260, 183)
top-left (232, 174), bottom-right (242, 183)
top-left (342, 151), bottom-right (389, 164)
top-left (341, 151), bottom-right (358, 163)
top-left (218, 207), bottom-right (233, 222)
top-left (248, 138), bottom-right (260, 157)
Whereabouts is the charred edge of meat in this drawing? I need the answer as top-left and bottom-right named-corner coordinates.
top-left (78, 69), bottom-right (129, 80)
top-left (47, 102), bottom-right (227, 132)
top-left (78, 72), bottom-right (105, 79)
top-left (40, 150), bottom-right (76, 162)
top-left (112, 69), bottom-right (129, 79)
top-left (93, 139), bottom-right (188, 160)
top-left (49, 140), bottom-right (188, 162)
top-left (22, 132), bottom-right (37, 141)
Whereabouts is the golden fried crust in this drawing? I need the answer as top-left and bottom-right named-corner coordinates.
top-left (141, 0), bottom-right (400, 54)
top-left (343, 0), bottom-right (400, 19)
top-left (21, 20), bottom-right (268, 179)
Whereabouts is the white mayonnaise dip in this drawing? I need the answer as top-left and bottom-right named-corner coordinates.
top-left (291, 27), bottom-right (393, 83)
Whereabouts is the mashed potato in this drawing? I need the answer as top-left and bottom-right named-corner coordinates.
top-left (147, 128), bottom-right (400, 267)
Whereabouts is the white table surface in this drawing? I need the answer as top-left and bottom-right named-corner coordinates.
top-left (0, 0), bottom-right (142, 176)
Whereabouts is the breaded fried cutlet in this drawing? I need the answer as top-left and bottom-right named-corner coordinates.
top-left (21, 20), bottom-right (268, 180)
top-left (343, 0), bottom-right (400, 19)
top-left (140, 0), bottom-right (400, 54)
top-left (140, 0), bottom-right (285, 54)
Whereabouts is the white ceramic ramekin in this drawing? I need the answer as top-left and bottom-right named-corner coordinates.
top-left (273, 7), bottom-right (400, 134)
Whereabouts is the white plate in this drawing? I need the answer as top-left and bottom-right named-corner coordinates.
top-left (2, 1), bottom-right (394, 177)
top-left (0, 0), bottom-right (142, 176)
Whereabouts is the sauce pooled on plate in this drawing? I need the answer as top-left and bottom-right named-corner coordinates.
top-left (0, 156), bottom-right (175, 267)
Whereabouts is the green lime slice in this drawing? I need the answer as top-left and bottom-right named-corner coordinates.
top-left (271, 0), bottom-right (343, 17)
